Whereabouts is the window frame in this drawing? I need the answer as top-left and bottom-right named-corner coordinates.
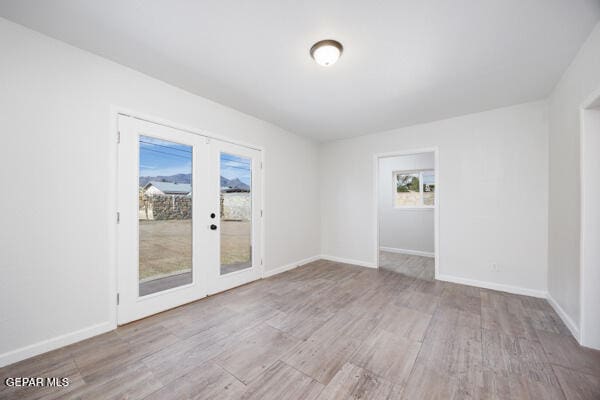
top-left (392, 169), bottom-right (435, 209)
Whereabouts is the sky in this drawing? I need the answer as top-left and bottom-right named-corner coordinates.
top-left (139, 135), bottom-right (251, 184)
top-left (422, 171), bottom-right (435, 185)
top-left (220, 153), bottom-right (251, 184)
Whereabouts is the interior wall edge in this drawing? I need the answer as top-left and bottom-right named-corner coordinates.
top-left (546, 293), bottom-right (581, 344)
top-left (546, 20), bottom-right (600, 335)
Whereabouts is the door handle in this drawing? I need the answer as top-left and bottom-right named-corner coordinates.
top-left (210, 224), bottom-right (218, 230)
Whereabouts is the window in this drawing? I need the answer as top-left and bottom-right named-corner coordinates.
top-left (394, 170), bottom-right (435, 208)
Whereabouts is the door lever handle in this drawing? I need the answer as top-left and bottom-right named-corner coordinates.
top-left (210, 224), bottom-right (218, 230)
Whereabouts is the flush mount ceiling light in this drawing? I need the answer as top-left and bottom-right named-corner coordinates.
top-left (310, 39), bottom-right (343, 67)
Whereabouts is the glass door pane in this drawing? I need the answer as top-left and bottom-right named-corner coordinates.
top-left (422, 170), bottom-right (436, 206)
top-left (138, 135), bottom-right (193, 295)
top-left (219, 152), bottom-right (252, 275)
top-left (118, 115), bottom-right (210, 324)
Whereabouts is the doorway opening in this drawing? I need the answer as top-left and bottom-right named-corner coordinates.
top-left (375, 149), bottom-right (439, 280)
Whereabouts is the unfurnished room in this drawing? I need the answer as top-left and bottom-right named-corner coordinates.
top-left (1, 1), bottom-right (600, 399)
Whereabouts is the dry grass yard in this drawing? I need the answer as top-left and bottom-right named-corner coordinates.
top-left (219, 220), bottom-right (252, 274)
top-left (139, 219), bottom-right (251, 280)
top-left (139, 219), bottom-right (192, 280)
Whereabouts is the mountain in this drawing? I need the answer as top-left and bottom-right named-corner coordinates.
top-left (224, 178), bottom-right (250, 191)
top-left (141, 173), bottom-right (249, 191)
top-left (140, 173), bottom-right (191, 187)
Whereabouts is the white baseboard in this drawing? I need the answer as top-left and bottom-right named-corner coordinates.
top-left (546, 294), bottom-right (580, 342)
top-left (436, 274), bottom-right (547, 298)
top-left (379, 246), bottom-right (434, 258)
top-left (0, 321), bottom-right (114, 368)
top-left (320, 255), bottom-right (377, 269)
top-left (262, 255), bottom-right (321, 278)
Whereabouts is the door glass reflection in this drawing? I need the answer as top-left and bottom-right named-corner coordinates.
top-left (220, 153), bottom-right (252, 275)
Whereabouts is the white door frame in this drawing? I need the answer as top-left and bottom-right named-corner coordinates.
top-left (373, 147), bottom-right (440, 278)
top-left (579, 88), bottom-right (600, 349)
top-left (110, 106), bottom-right (266, 326)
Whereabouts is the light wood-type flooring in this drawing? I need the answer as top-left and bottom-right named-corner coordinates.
top-left (379, 251), bottom-right (435, 280)
top-left (2, 259), bottom-right (600, 399)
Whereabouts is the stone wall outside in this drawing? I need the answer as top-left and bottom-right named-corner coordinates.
top-left (150, 195), bottom-right (192, 220)
top-left (221, 192), bottom-right (251, 221)
top-left (140, 192), bottom-right (250, 221)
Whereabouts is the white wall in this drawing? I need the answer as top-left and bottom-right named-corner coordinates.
top-left (547, 21), bottom-right (600, 338)
top-left (581, 105), bottom-right (600, 349)
top-left (378, 153), bottom-right (434, 255)
top-left (0, 18), bottom-right (320, 365)
top-left (320, 101), bottom-right (549, 295)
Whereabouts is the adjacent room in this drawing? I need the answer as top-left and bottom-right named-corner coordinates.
top-left (1, 1), bottom-right (600, 399)
top-left (377, 151), bottom-right (436, 280)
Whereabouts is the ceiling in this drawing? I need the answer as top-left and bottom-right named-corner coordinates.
top-left (1, 1), bottom-right (599, 141)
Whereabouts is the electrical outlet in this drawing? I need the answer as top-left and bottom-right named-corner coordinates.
top-left (491, 263), bottom-right (499, 272)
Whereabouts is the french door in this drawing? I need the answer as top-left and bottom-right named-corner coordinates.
top-left (208, 140), bottom-right (262, 295)
top-left (117, 115), bottom-right (262, 324)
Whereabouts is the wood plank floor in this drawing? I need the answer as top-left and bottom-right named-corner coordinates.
top-left (2, 259), bottom-right (600, 399)
top-left (379, 251), bottom-right (435, 280)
